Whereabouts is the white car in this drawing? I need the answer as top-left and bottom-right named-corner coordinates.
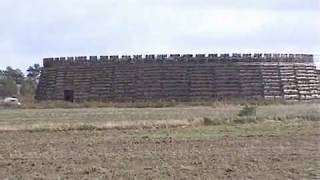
top-left (1, 97), bottom-right (21, 106)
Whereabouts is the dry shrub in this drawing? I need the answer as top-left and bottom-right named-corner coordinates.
top-left (232, 116), bottom-right (258, 124)
top-left (203, 117), bottom-right (225, 126)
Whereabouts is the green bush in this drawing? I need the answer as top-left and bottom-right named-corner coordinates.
top-left (0, 79), bottom-right (17, 97)
top-left (238, 105), bottom-right (257, 117)
top-left (21, 79), bottom-right (36, 96)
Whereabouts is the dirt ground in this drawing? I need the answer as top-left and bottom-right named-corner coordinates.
top-left (0, 121), bottom-right (319, 180)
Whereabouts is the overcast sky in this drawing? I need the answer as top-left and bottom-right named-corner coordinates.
top-left (0, 0), bottom-right (319, 71)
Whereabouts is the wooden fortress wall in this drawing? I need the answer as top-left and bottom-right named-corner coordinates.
top-left (36, 54), bottom-right (320, 102)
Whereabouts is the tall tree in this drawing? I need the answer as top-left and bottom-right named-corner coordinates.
top-left (27, 64), bottom-right (42, 83)
top-left (0, 70), bottom-right (4, 79)
top-left (0, 67), bottom-right (25, 97)
top-left (3, 66), bottom-right (25, 84)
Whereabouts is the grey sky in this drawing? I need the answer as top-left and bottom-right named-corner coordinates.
top-left (0, 0), bottom-right (319, 71)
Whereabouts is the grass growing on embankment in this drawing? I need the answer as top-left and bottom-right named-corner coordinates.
top-left (0, 103), bottom-right (318, 132)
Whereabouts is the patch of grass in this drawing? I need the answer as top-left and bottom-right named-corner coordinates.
top-left (12, 96), bottom-right (297, 109)
top-left (132, 120), bottom-right (319, 140)
top-left (0, 103), bottom-right (319, 134)
top-left (203, 116), bottom-right (259, 126)
top-left (19, 100), bottom-right (179, 109)
top-left (202, 103), bottom-right (319, 126)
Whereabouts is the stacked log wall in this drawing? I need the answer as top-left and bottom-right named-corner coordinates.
top-left (36, 54), bottom-right (320, 102)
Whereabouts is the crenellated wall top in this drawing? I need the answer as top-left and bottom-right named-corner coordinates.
top-left (43, 53), bottom-right (314, 67)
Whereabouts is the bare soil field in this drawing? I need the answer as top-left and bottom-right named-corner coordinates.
top-left (0, 104), bottom-right (319, 179)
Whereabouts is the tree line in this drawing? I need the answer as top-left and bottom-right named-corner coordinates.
top-left (0, 64), bottom-right (41, 97)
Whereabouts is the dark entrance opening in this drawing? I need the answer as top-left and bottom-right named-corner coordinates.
top-left (64, 90), bottom-right (74, 102)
